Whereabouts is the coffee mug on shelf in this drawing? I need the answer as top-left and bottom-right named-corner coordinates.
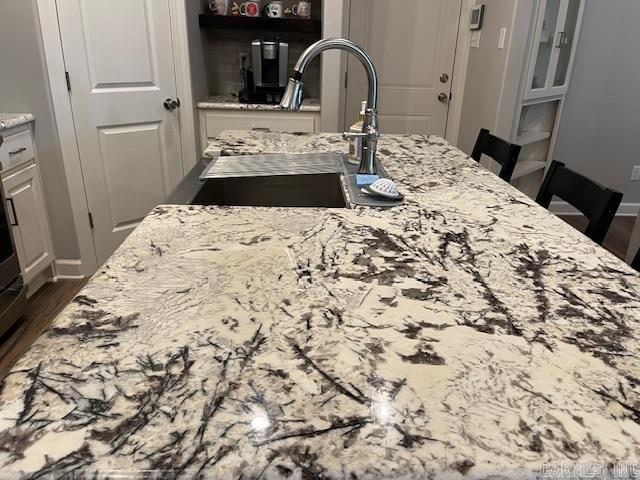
top-left (264, 1), bottom-right (284, 18)
top-left (239, 0), bottom-right (261, 16)
top-left (208, 0), bottom-right (230, 15)
top-left (291, 0), bottom-right (311, 18)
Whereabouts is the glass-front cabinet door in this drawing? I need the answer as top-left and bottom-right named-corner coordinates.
top-left (525, 0), bottom-right (584, 100)
top-left (553, 0), bottom-right (581, 88)
top-left (530, 0), bottom-right (562, 91)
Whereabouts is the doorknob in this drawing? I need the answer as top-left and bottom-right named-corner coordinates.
top-left (438, 93), bottom-right (449, 103)
top-left (163, 98), bottom-right (181, 111)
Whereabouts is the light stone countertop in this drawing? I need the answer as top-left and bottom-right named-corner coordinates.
top-left (0, 131), bottom-right (638, 479)
top-left (197, 93), bottom-right (321, 112)
top-left (0, 113), bottom-right (34, 132)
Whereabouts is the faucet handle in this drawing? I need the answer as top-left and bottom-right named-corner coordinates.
top-left (343, 131), bottom-right (367, 140)
top-left (344, 125), bottom-right (379, 140)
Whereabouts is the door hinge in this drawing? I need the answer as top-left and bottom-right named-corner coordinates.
top-left (88, 212), bottom-right (94, 229)
top-left (344, 71), bottom-right (348, 89)
top-left (65, 71), bottom-right (71, 92)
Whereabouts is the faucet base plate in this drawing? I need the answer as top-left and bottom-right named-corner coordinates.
top-left (341, 157), bottom-right (404, 208)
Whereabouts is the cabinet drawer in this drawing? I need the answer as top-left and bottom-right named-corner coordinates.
top-left (0, 128), bottom-right (35, 171)
top-left (204, 112), bottom-right (317, 140)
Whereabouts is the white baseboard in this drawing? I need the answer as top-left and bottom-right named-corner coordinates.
top-left (550, 201), bottom-right (640, 217)
top-left (26, 267), bottom-right (54, 299)
top-left (54, 259), bottom-right (86, 280)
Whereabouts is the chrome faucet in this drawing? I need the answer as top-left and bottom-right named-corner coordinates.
top-left (280, 38), bottom-right (380, 177)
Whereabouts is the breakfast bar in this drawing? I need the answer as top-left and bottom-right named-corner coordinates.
top-left (0, 132), bottom-right (638, 478)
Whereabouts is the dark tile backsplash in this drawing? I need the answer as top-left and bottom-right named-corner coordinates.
top-left (202, 29), bottom-right (321, 98)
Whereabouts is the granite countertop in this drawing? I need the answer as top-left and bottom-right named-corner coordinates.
top-left (0, 132), bottom-right (639, 478)
top-left (0, 113), bottom-right (34, 132)
top-left (197, 93), bottom-right (321, 112)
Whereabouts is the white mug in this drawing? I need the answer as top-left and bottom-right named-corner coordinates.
top-left (208, 0), bottom-right (230, 15)
top-left (264, 1), bottom-right (283, 17)
top-left (291, 0), bottom-right (311, 18)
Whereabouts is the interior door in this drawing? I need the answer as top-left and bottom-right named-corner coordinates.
top-left (57, 0), bottom-right (183, 265)
top-left (345, 0), bottom-right (462, 135)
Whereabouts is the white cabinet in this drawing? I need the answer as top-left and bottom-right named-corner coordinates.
top-left (525, 0), bottom-right (584, 100)
top-left (199, 109), bottom-right (321, 153)
top-left (0, 125), bottom-right (54, 287)
top-left (3, 163), bottom-right (54, 286)
top-left (488, 0), bottom-right (585, 198)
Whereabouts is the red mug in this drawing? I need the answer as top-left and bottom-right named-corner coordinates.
top-left (239, 0), bottom-right (261, 16)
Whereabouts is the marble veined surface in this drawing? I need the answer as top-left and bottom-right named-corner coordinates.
top-left (0, 113), bottom-right (34, 132)
top-left (197, 94), bottom-right (321, 112)
top-left (0, 132), bottom-right (639, 479)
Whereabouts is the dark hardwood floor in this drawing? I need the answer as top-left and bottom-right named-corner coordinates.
top-left (0, 279), bottom-right (87, 379)
top-left (559, 215), bottom-right (635, 261)
top-left (0, 215), bottom-right (634, 380)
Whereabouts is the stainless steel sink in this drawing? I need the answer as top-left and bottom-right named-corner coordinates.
top-left (166, 152), bottom-right (403, 209)
top-left (167, 153), bottom-right (347, 208)
top-left (191, 173), bottom-right (347, 208)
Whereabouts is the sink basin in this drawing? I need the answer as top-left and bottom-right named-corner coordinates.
top-left (166, 152), bottom-right (403, 209)
top-left (192, 173), bottom-right (347, 208)
top-left (166, 158), bottom-right (348, 208)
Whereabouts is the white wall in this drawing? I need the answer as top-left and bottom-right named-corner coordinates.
top-left (554, 0), bottom-right (640, 207)
top-left (0, 0), bottom-right (80, 260)
top-left (185, 0), bottom-right (210, 157)
top-left (457, 0), bottom-right (518, 154)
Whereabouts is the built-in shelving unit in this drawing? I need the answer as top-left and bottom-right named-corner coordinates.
top-left (508, 0), bottom-right (584, 198)
top-left (516, 130), bottom-right (551, 147)
top-left (512, 160), bottom-right (547, 180)
top-left (198, 14), bottom-right (322, 34)
top-left (512, 99), bottom-right (561, 182)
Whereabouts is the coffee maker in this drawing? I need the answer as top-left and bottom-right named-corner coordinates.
top-left (240, 37), bottom-right (289, 104)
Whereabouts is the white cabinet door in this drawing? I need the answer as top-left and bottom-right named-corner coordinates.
top-left (3, 164), bottom-right (54, 285)
top-left (57, 0), bottom-right (183, 265)
top-left (525, 0), bottom-right (584, 100)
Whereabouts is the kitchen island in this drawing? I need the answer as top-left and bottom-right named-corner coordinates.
top-left (0, 131), bottom-right (638, 478)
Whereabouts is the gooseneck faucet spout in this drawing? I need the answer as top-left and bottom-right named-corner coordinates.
top-left (280, 38), bottom-right (380, 178)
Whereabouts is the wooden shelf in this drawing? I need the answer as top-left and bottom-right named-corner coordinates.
top-left (515, 131), bottom-right (551, 147)
top-left (512, 160), bottom-right (546, 180)
top-left (199, 14), bottom-right (322, 34)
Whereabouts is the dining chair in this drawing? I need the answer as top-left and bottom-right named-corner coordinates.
top-left (471, 128), bottom-right (522, 183)
top-left (631, 248), bottom-right (640, 272)
top-left (536, 161), bottom-right (623, 245)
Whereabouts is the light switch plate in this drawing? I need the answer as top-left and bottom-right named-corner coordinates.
top-left (631, 166), bottom-right (640, 181)
top-left (498, 28), bottom-right (507, 49)
top-left (470, 30), bottom-right (481, 48)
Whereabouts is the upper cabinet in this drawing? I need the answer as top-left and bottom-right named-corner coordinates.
top-left (525, 0), bottom-right (584, 100)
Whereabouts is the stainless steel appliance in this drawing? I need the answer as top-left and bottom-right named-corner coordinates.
top-left (0, 135), bottom-right (27, 339)
top-left (240, 37), bottom-right (289, 105)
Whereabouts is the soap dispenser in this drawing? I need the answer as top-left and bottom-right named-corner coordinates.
top-left (347, 101), bottom-right (367, 165)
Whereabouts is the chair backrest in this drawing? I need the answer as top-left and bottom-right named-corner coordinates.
top-left (471, 128), bottom-right (522, 183)
top-left (536, 161), bottom-right (623, 245)
top-left (632, 247), bottom-right (640, 272)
